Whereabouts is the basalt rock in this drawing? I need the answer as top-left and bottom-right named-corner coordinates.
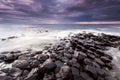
top-left (12, 60), bottom-right (30, 70)
top-left (0, 33), bottom-right (119, 80)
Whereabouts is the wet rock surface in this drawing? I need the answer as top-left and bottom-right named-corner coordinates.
top-left (0, 33), bottom-right (120, 80)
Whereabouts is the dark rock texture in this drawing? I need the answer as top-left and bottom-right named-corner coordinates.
top-left (0, 33), bottom-right (120, 80)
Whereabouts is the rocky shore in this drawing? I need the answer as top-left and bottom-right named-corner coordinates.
top-left (0, 33), bottom-right (120, 80)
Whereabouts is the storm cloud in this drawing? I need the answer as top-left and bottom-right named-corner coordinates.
top-left (0, 0), bottom-right (120, 24)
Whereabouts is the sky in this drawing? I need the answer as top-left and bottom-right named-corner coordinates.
top-left (0, 0), bottom-right (120, 24)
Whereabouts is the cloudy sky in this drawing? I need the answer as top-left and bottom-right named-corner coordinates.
top-left (0, 0), bottom-right (120, 24)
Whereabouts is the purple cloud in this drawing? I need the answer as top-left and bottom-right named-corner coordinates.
top-left (0, 0), bottom-right (120, 24)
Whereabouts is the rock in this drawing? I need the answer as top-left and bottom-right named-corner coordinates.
top-left (64, 53), bottom-right (72, 59)
top-left (0, 71), bottom-right (7, 76)
top-left (1, 68), bottom-right (9, 73)
top-left (77, 52), bottom-right (87, 63)
top-left (89, 47), bottom-right (96, 52)
top-left (91, 61), bottom-right (101, 68)
top-left (105, 63), bottom-right (113, 69)
top-left (71, 67), bottom-right (80, 80)
top-left (12, 60), bottom-right (30, 70)
top-left (7, 68), bottom-right (22, 77)
top-left (97, 77), bottom-right (105, 80)
top-left (97, 69), bottom-right (107, 77)
top-left (81, 47), bottom-right (88, 53)
top-left (87, 53), bottom-right (95, 60)
top-left (100, 56), bottom-right (111, 63)
top-left (95, 58), bottom-right (105, 66)
top-left (104, 54), bottom-right (113, 60)
top-left (60, 56), bottom-right (69, 63)
top-left (37, 54), bottom-right (49, 63)
top-left (55, 60), bottom-right (64, 67)
top-left (84, 58), bottom-right (92, 65)
top-left (0, 76), bottom-right (13, 80)
top-left (22, 70), bottom-right (29, 77)
top-left (1, 38), bottom-right (6, 41)
top-left (69, 58), bottom-right (80, 69)
top-left (68, 48), bottom-right (74, 54)
top-left (76, 44), bottom-right (83, 50)
top-left (8, 36), bottom-right (17, 39)
top-left (4, 53), bottom-right (18, 63)
top-left (0, 55), bottom-right (5, 61)
top-left (41, 59), bottom-right (57, 73)
top-left (79, 72), bottom-right (94, 80)
top-left (59, 64), bottom-right (72, 79)
top-left (25, 68), bottom-right (39, 80)
top-left (95, 50), bottom-right (104, 56)
top-left (55, 60), bottom-right (64, 73)
top-left (30, 60), bottom-right (40, 68)
top-left (105, 76), bottom-right (116, 80)
top-left (43, 73), bottom-right (55, 80)
top-left (84, 65), bottom-right (98, 79)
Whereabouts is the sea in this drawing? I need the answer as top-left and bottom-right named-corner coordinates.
top-left (0, 24), bottom-right (120, 51)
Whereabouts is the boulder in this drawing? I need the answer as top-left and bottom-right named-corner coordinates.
top-left (30, 60), bottom-right (40, 68)
top-left (12, 60), bottom-right (30, 70)
top-left (41, 59), bottom-right (57, 73)
top-left (59, 64), bottom-right (72, 79)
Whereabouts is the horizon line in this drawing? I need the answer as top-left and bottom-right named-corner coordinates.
top-left (75, 21), bottom-right (120, 24)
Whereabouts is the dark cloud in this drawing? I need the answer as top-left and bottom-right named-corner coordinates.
top-left (0, 0), bottom-right (120, 23)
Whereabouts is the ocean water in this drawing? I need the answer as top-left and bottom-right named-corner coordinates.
top-left (0, 24), bottom-right (120, 52)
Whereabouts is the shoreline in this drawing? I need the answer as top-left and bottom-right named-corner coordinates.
top-left (0, 32), bottom-right (120, 80)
